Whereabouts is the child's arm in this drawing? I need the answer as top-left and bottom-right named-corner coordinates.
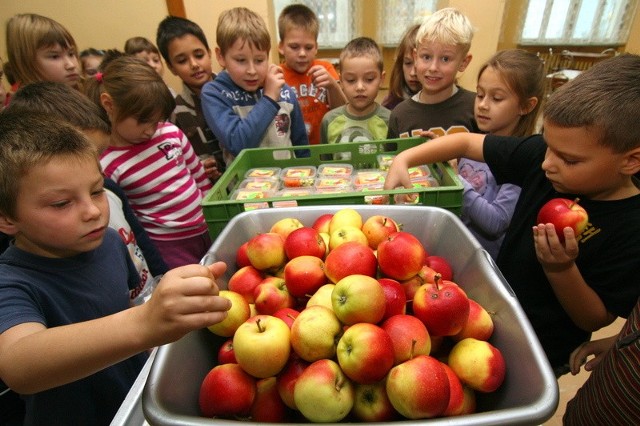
top-left (461, 181), bottom-right (521, 237)
top-left (0, 263), bottom-right (230, 394)
top-left (569, 334), bottom-right (618, 375)
top-left (308, 64), bottom-right (347, 109)
top-left (178, 129), bottom-right (213, 193)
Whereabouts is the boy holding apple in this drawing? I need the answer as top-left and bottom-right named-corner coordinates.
top-left (384, 53), bottom-right (640, 376)
top-left (0, 112), bottom-right (231, 425)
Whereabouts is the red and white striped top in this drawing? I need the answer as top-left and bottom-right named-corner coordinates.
top-left (100, 122), bottom-right (212, 241)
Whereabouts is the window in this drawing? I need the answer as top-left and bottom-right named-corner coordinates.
top-left (520, 0), bottom-right (638, 46)
top-left (378, 0), bottom-right (437, 46)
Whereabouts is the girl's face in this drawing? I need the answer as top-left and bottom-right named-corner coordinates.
top-left (134, 51), bottom-right (164, 76)
top-left (81, 54), bottom-right (103, 77)
top-left (474, 66), bottom-right (523, 136)
top-left (35, 43), bottom-right (80, 87)
top-left (111, 116), bottom-right (159, 146)
top-left (216, 39), bottom-right (269, 93)
top-left (414, 41), bottom-right (470, 103)
top-left (402, 51), bottom-right (420, 94)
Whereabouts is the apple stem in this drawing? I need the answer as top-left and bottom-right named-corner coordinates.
top-left (409, 339), bottom-right (417, 360)
top-left (434, 273), bottom-right (442, 291)
top-left (256, 318), bottom-right (265, 333)
top-left (569, 197), bottom-right (581, 209)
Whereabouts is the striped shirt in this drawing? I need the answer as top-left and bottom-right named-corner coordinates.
top-left (100, 122), bottom-right (212, 241)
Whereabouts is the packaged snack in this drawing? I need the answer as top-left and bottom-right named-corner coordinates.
top-left (245, 167), bottom-right (281, 179)
top-left (230, 189), bottom-right (274, 200)
top-left (377, 154), bottom-right (396, 171)
top-left (276, 188), bottom-right (316, 197)
top-left (411, 177), bottom-right (439, 188)
top-left (408, 165), bottom-right (431, 180)
top-left (317, 163), bottom-right (353, 177)
top-left (314, 177), bottom-right (353, 190)
top-left (354, 169), bottom-right (386, 186)
top-left (238, 178), bottom-right (279, 191)
top-left (280, 166), bottom-right (317, 188)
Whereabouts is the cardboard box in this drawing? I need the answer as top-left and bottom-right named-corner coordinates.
top-left (143, 206), bottom-right (558, 425)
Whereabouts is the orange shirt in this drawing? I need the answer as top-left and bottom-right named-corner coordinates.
top-left (281, 60), bottom-right (339, 145)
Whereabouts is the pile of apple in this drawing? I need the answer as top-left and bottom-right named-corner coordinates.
top-left (199, 208), bottom-right (506, 422)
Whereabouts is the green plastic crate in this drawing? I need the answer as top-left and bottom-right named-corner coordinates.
top-left (201, 138), bottom-right (463, 240)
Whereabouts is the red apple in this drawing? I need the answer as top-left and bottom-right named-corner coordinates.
top-left (253, 276), bottom-right (295, 315)
top-left (424, 255), bottom-right (454, 281)
top-left (448, 338), bottom-right (506, 393)
top-left (276, 353), bottom-right (310, 410)
top-left (199, 363), bottom-right (256, 417)
top-left (324, 241), bottom-right (378, 283)
top-left (400, 265), bottom-right (439, 303)
top-left (362, 214), bottom-right (399, 249)
top-left (312, 213), bottom-right (333, 234)
top-left (536, 197), bottom-right (589, 243)
top-left (236, 241), bottom-right (251, 268)
top-left (217, 338), bottom-right (237, 364)
top-left (412, 277), bottom-right (470, 336)
top-left (331, 274), bottom-right (386, 325)
top-left (284, 226), bottom-right (326, 259)
top-left (385, 355), bottom-right (450, 419)
top-left (377, 231), bottom-right (427, 281)
top-left (452, 298), bottom-right (494, 342)
top-left (250, 377), bottom-right (290, 422)
top-left (233, 315), bottom-right (291, 378)
top-left (352, 381), bottom-right (399, 422)
top-left (246, 232), bottom-right (287, 272)
top-left (336, 323), bottom-right (394, 384)
top-left (283, 255), bottom-right (326, 298)
top-left (381, 314), bottom-right (431, 365)
top-left (441, 362), bottom-right (468, 417)
top-left (273, 307), bottom-right (300, 329)
top-left (378, 278), bottom-right (407, 320)
top-left (228, 265), bottom-right (264, 304)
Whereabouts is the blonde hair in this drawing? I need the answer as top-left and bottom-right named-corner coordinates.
top-left (6, 13), bottom-right (78, 86)
top-left (277, 4), bottom-right (319, 41)
top-left (416, 8), bottom-right (474, 54)
top-left (216, 7), bottom-right (271, 56)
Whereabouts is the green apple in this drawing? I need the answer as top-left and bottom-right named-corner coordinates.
top-left (233, 314), bottom-right (291, 378)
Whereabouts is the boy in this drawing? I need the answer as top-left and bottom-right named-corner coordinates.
top-left (386, 7), bottom-right (478, 139)
top-left (277, 4), bottom-right (346, 145)
top-left (0, 112), bottom-right (230, 425)
top-left (156, 16), bottom-right (225, 182)
top-left (384, 53), bottom-right (640, 376)
top-left (320, 37), bottom-right (390, 149)
top-left (201, 7), bottom-right (309, 166)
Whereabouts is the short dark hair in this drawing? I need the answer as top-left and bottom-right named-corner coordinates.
top-left (156, 16), bottom-right (209, 65)
top-left (339, 37), bottom-right (383, 72)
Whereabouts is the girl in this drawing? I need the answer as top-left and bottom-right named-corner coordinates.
top-left (457, 49), bottom-right (544, 258)
top-left (85, 54), bottom-right (213, 269)
top-left (79, 48), bottom-right (105, 78)
top-left (381, 24), bottom-right (421, 110)
top-left (5, 13), bottom-right (81, 90)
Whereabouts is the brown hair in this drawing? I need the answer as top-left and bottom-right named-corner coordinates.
top-left (339, 37), bottom-right (384, 72)
top-left (387, 24), bottom-right (420, 102)
top-left (277, 4), bottom-right (319, 41)
top-left (124, 36), bottom-right (160, 56)
top-left (216, 7), bottom-right (271, 56)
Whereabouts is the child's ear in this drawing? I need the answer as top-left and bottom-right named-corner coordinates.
top-left (520, 96), bottom-right (539, 116)
top-left (215, 47), bottom-right (226, 68)
top-left (0, 214), bottom-right (18, 236)
top-left (621, 147), bottom-right (640, 175)
top-left (458, 53), bottom-right (472, 72)
top-left (100, 92), bottom-right (114, 115)
top-left (278, 40), bottom-right (285, 57)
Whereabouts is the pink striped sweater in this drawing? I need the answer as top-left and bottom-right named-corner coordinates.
top-left (100, 122), bottom-right (212, 241)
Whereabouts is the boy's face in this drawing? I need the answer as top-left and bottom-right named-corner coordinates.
top-left (414, 41), bottom-right (471, 101)
top-left (167, 34), bottom-right (213, 93)
top-left (0, 156), bottom-right (109, 258)
top-left (339, 56), bottom-right (384, 115)
top-left (35, 44), bottom-right (80, 87)
top-left (134, 51), bottom-right (164, 76)
top-left (278, 27), bottom-right (318, 74)
top-left (216, 39), bottom-right (269, 93)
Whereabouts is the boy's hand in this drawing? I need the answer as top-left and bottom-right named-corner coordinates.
top-left (532, 223), bottom-right (579, 272)
top-left (139, 262), bottom-right (231, 346)
top-left (308, 65), bottom-right (337, 89)
top-left (264, 64), bottom-right (285, 101)
top-left (384, 154), bottom-right (413, 191)
top-left (569, 335), bottom-right (617, 375)
top-left (202, 157), bottom-right (222, 182)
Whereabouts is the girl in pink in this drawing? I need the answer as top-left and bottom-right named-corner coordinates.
top-left (85, 54), bottom-right (212, 268)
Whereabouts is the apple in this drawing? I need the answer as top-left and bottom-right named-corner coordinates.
top-left (217, 338), bottom-right (237, 364)
top-left (331, 274), bottom-right (386, 325)
top-left (328, 208), bottom-right (363, 234)
top-left (377, 231), bottom-right (427, 281)
top-left (378, 278), bottom-right (407, 320)
top-left (253, 276), bottom-right (295, 315)
top-left (207, 290), bottom-right (251, 337)
top-left (305, 283), bottom-right (335, 310)
top-left (270, 217), bottom-right (304, 240)
top-left (452, 298), bottom-right (494, 341)
top-left (290, 305), bottom-right (343, 362)
top-left (385, 355), bottom-right (450, 419)
top-left (236, 241), bottom-right (251, 268)
top-left (294, 359), bottom-right (354, 422)
top-left (336, 323), bottom-right (394, 384)
top-left (324, 241), bottom-right (378, 283)
top-left (199, 363), bottom-right (256, 417)
top-left (250, 377), bottom-right (290, 422)
top-left (329, 225), bottom-right (369, 250)
top-left (246, 232), bottom-right (286, 272)
top-left (233, 315), bottom-right (291, 378)
top-left (412, 277), bottom-right (470, 336)
top-left (448, 338), bottom-right (506, 393)
top-left (283, 255), bottom-right (326, 298)
top-left (381, 314), bottom-right (431, 365)
top-left (311, 213), bottom-right (333, 234)
top-left (424, 255), bottom-right (454, 281)
top-left (228, 265), bottom-right (264, 304)
top-left (352, 381), bottom-right (399, 422)
top-left (536, 197), bottom-right (589, 243)
top-left (441, 362), bottom-right (469, 417)
top-left (272, 307), bottom-right (300, 329)
top-left (284, 226), bottom-right (326, 259)
top-left (362, 214), bottom-right (399, 249)
top-left (319, 232), bottom-right (330, 256)
top-left (276, 353), bottom-right (310, 410)
top-left (400, 264), bottom-right (439, 303)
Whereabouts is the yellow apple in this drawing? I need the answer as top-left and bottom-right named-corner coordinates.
top-left (207, 290), bottom-right (251, 337)
top-left (233, 314), bottom-right (291, 378)
top-left (329, 208), bottom-right (363, 234)
top-left (270, 217), bottom-right (304, 240)
top-left (290, 305), bottom-right (342, 362)
top-left (329, 226), bottom-right (368, 250)
top-left (306, 283), bottom-right (336, 310)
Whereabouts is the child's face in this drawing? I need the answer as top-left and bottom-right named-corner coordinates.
top-left (401, 51), bottom-right (420, 94)
top-left (0, 70), bottom-right (6, 106)
top-left (134, 51), bottom-right (164, 76)
top-left (167, 34), bottom-right (213, 93)
top-left (111, 116), bottom-right (159, 146)
top-left (414, 41), bottom-right (471, 101)
top-left (340, 56), bottom-right (384, 115)
top-left (35, 43), bottom-right (80, 87)
top-left (474, 66), bottom-right (523, 136)
top-left (81, 54), bottom-right (103, 77)
top-left (278, 28), bottom-right (318, 74)
top-left (216, 39), bottom-right (269, 93)
top-left (4, 156), bottom-right (109, 258)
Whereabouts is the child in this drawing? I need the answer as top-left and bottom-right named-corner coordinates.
top-left (0, 111), bottom-right (231, 425)
top-left (85, 54), bottom-right (213, 269)
top-left (201, 7), bottom-right (309, 166)
top-left (386, 7), bottom-right (477, 139)
top-left (563, 296), bottom-right (640, 424)
top-left (381, 24), bottom-right (421, 110)
top-left (0, 60), bottom-right (7, 108)
top-left (277, 3), bottom-right (347, 145)
top-left (458, 49), bottom-right (544, 259)
top-left (124, 36), bottom-right (165, 77)
top-left (156, 16), bottom-right (225, 183)
top-left (384, 53), bottom-right (640, 376)
top-left (8, 81), bottom-right (169, 300)
top-left (79, 48), bottom-right (105, 78)
top-left (320, 37), bottom-right (390, 148)
top-left (5, 13), bottom-right (81, 90)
